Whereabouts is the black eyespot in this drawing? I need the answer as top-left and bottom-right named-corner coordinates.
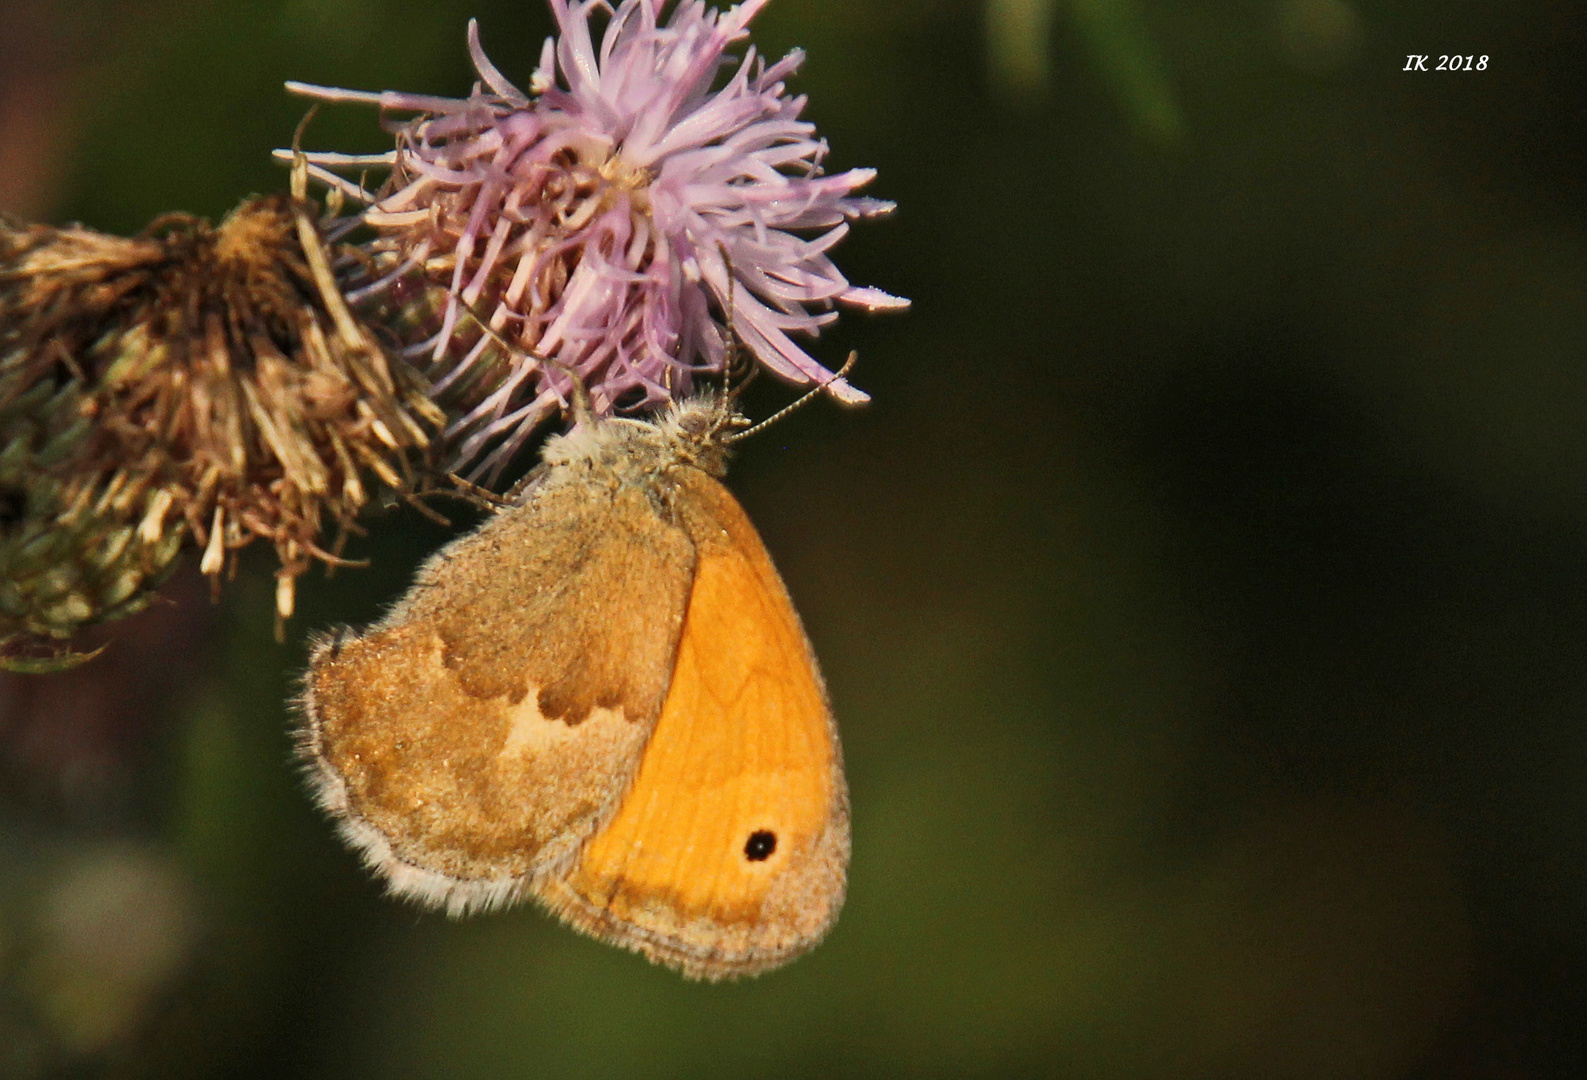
top-left (744, 830), bottom-right (777, 861)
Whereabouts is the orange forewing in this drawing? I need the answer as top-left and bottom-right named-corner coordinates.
top-left (543, 474), bottom-right (848, 978)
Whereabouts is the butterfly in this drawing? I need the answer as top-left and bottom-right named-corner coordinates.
top-left (298, 389), bottom-right (849, 979)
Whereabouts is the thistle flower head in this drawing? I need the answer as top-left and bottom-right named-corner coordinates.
top-left (289, 0), bottom-right (907, 475)
top-left (0, 190), bottom-right (442, 651)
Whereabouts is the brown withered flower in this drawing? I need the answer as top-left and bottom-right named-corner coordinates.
top-left (0, 174), bottom-right (443, 660)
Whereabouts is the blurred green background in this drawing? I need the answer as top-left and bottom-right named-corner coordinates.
top-left (3, 0), bottom-right (1586, 1076)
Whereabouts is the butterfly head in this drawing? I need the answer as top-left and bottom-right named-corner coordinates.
top-left (654, 394), bottom-right (749, 478)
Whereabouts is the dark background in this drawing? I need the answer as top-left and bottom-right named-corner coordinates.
top-left (3, 0), bottom-right (1586, 1076)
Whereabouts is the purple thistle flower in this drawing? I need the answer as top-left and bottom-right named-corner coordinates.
top-left (285, 0), bottom-right (907, 475)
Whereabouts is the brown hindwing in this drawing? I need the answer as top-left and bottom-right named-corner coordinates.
top-left (300, 475), bottom-right (696, 914)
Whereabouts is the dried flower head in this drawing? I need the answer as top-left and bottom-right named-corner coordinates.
top-left (0, 186), bottom-right (443, 655)
top-left (287, 0), bottom-right (907, 475)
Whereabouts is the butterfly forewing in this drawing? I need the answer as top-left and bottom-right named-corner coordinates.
top-left (543, 471), bottom-right (849, 979)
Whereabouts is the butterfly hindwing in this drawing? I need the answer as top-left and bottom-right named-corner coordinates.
top-left (301, 477), bottom-right (696, 913)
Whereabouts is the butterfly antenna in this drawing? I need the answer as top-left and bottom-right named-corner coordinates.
top-left (726, 351), bottom-right (860, 444)
top-left (452, 293), bottom-right (596, 427)
top-left (715, 243), bottom-right (759, 403)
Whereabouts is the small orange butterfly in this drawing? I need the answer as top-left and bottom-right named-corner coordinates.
top-left (299, 381), bottom-right (850, 980)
